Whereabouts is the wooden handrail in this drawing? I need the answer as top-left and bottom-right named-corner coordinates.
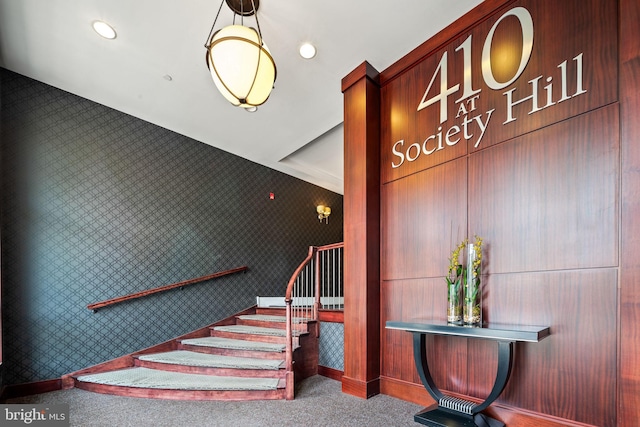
top-left (87, 266), bottom-right (248, 311)
top-left (317, 242), bottom-right (344, 251)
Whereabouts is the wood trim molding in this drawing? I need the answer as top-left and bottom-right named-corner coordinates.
top-left (318, 310), bottom-right (343, 323)
top-left (341, 61), bottom-right (380, 93)
top-left (0, 379), bottom-right (62, 402)
top-left (341, 375), bottom-right (380, 399)
top-left (318, 365), bottom-right (343, 382)
top-left (87, 266), bottom-right (248, 311)
top-left (380, 377), bottom-right (595, 427)
top-left (379, 0), bottom-right (512, 86)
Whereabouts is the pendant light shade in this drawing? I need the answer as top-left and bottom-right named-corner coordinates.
top-left (205, 1), bottom-right (276, 109)
top-left (206, 25), bottom-right (276, 107)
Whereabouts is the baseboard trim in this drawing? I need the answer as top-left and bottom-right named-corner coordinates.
top-left (0, 379), bottom-right (62, 402)
top-left (341, 375), bottom-right (380, 399)
top-left (380, 375), bottom-right (434, 407)
top-left (379, 376), bottom-right (596, 427)
top-left (318, 365), bottom-right (343, 381)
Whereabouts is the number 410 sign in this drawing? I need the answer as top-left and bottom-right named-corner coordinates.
top-left (391, 6), bottom-right (587, 169)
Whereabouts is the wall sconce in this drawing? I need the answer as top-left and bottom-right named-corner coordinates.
top-left (204, 0), bottom-right (277, 110)
top-left (317, 205), bottom-right (331, 224)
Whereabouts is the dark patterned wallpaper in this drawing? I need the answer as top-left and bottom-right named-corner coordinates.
top-left (0, 68), bottom-right (343, 385)
top-left (319, 322), bottom-right (344, 371)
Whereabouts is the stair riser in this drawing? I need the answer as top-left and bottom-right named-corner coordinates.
top-left (236, 319), bottom-right (287, 330)
top-left (235, 319), bottom-right (310, 334)
top-left (133, 359), bottom-right (286, 379)
top-left (177, 343), bottom-right (286, 360)
top-left (210, 330), bottom-right (295, 345)
top-left (256, 308), bottom-right (286, 316)
top-left (255, 308), bottom-right (314, 319)
top-left (75, 380), bottom-right (287, 401)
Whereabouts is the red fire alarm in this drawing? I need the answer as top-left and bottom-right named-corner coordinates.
top-left (269, 192), bottom-right (275, 200)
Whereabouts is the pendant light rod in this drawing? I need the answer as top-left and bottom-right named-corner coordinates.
top-left (204, 1), bottom-right (225, 47)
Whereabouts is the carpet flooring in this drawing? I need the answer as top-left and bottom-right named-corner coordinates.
top-left (7, 375), bottom-right (423, 427)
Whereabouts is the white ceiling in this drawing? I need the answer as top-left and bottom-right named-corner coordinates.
top-left (0, 0), bottom-right (483, 194)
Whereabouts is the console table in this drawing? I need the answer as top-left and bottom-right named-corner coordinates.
top-left (385, 320), bottom-right (550, 427)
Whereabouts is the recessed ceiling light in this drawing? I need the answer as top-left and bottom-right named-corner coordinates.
top-left (92, 20), bottom-right (117, 39)
top-left (299, 43), bottom-right (317, 59)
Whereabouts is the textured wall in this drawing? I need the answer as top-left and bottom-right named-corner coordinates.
top-left (0, 69), bottom-right (343, 385)
top-left (319, 322), bottom-right (344, 371)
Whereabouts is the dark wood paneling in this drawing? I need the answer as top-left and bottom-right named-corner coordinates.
top-left (481, 270), bottom-right (617, 426)
top-left (381, 0), bottom-right (617, 183)
top-left (618, 0), bottom-right (640, 425)
top-left (381, 157), bottom-right (467, 281)
top-left (345, 0), bottom-right (633, 424)
top-left (381, 278), bottom-right (443, 385)
top-left (468, 105), bottom-right (619, 274)
top-left (381, 270), bottom-right (616, 426)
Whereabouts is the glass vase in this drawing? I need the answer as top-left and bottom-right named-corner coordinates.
top-left (447, 274), bottom-right (463, 325)
top-left (464, 243), bottom-right (482, 326)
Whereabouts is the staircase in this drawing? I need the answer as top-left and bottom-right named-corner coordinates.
top-left (65, 307), bottom-right (318, 401)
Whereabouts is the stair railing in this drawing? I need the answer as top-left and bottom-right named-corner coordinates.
top-left (284, 242), bottom-right (344, 375)
top-left (87, 266), bottom-right (248, 312)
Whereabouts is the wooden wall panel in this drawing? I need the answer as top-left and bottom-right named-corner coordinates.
top-left (373, 0), bottom-right (624, 425)
top-left (479, 270), bottom-right (616, 426)
top-left (381, 157), bottom-right (467, 280)
top-left (468, 105), bottom-right (619, 274)
top-left (381, 279), bottom-right (438, 385)
top-left (381, 270), bottom-right (617, 425)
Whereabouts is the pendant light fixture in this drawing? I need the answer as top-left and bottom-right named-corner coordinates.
top-left (204, 0), bottom-right (277, 110)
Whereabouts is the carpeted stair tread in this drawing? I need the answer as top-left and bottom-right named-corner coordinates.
top-left (237, 314), bottom-right (307, 324)
top-left (180, 337), bottom-right (285, 352)
top-left (137, 350), bottom-right (284, 370)
top-left (76, 367), bottom-right (279, 390)
top-left (213, 325), bottom-right (301, 336)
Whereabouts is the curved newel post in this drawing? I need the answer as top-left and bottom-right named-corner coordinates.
top-left (284, 297), bottom-right (294, 400)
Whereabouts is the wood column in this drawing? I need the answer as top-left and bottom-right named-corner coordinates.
top-left (341, 62), bottom-right (381, 399)
top-left (618, 0), bottom-right (640, 424)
